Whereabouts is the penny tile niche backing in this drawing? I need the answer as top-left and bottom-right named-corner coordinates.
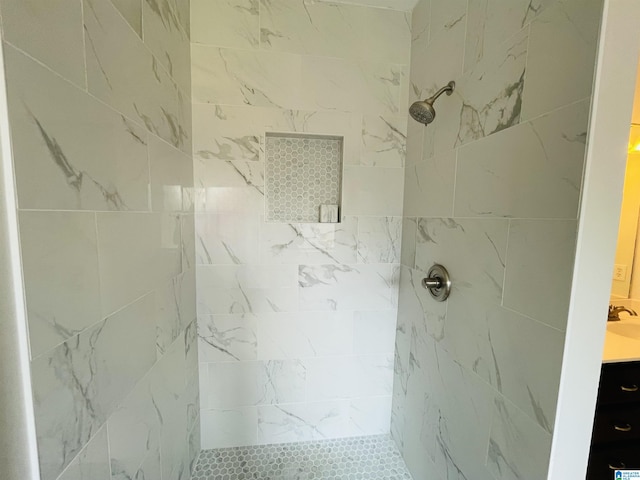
top-left (265, 133), bottom-right (343, 223)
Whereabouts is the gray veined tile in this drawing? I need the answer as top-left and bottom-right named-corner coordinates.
top-left (410, 0), bottom-right (430, 52)
top-left (31, 294), bottom-right (156, 480)
top-left (197, 314), bottom-right (258, 362)
top-left (487, 396), bottom-right (552, 480)
top-left (191, 0), bottom-right (259, 48)
top-left (0, 0), bottom-right (85, 88)
top-left (200, 407), bottom-right (259, 449)
top-left (521, 0), bottom-right (604, 120)
top-left (57, 425), bottom-right (110, 480)
top-left (149, 135), bottom-right (194, 213)
top-left (454, 27), bottom-right (528, 146)
top-left (256, 311), bottom-right (354, 360)
top-left (259, 0), bottom-right (410, 64)
top-left (204, 360), bottom-right (306, 408)
top-left (357, 216), bottom-right (402, 264)
top-left (196, 264), bottom-right (298, 315)
top-left (143, 0), bottom-right (191, 92)
top-left (110, 0), bottom-right (143, 36)
top-left (487, 305), bottom-right (565, 433)
top-left (342, 166), bottom-right (404, 216)
top-left (400, 217), bottom-right (417, 268)
top-left (260, 217), bottom-right (358, 265)
top-left (464, 0), bottom-right (552, 73)
top-left (96, 212), bottom-right (182, 316)
top-left (195, 213), bottom-right (261, 265)
top-left (503, 219), bottom-right (578, 330)
top-left (301, 56), bottom-right (408, 116)
top-left (19, 211), bottom-right (101, 359)
top-left (403, 149), bottom-right (456, 218)
top-left (84, 0), bottom-right (186, 150)
top-left (361, 115), bottom-right (407, 167)
top-left (191, 45), bottom-right (303, 109)
top-left (298, 263), bottom-right (398, 311)
top-left (155, 270), bottom-right (196, 358)
top-left (5, 45), bottom-right (149, 212)
top-left (454, 99), bottom-right (590, 219)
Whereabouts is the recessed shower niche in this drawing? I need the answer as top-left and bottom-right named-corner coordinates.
top-left (264, 132), bottom-right (343, 223)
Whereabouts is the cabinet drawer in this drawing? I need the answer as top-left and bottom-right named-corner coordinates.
top-left (593, 405), bottom-right (640, 444)
top-left (587, 443), bottom-right (640, 480)
top-left (599, 362), bottom-right (640, 405)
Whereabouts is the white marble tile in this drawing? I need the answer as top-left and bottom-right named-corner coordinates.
top-left (503, 219), bottom-right (577, 330)
top-left (342, 166), bottom-right (404, 216)
top-left (191, 0), bottom-right (259, 48)
top-left (314, 0), bottom-right (416, 9)
top-left (260, 217), bottom-right (358, 265)
top-left (361, 115), bottom-right (407, 167)
top-left (0, 0), bottom-right (85, 87)
top-left (19, 211), bottom-right (101, 359)
top-left (57, 426), bottom-right (110, 480)
top-left (400, 217), bottom-right (416, 268)
top-left (107, 371), bottom-right (160, 480)
top-left (454, 100), bottom-right (589, 218)
top-left (408, 2), bottom-right (465, 106)
top-left (410, 0), bottom-right (430, 51)
top-left (200, 407), bottom-right (258, 449)
top-left (415, 218), bottom-right (508, 301)
top-left (110, 0), bottom-right (142, 36)
top-left (487, 396), bottom-right (552, 480)
top-left (298, 263), bottom-right (398, 311)
top-left (204, 360), bottom-right (306, 408)
top-left (188, 418), bottom-right (201, 473)
top-left (143, 0), bottom-right (191, 91)
top-left (84, 0), bottom-right (186, 150)
top-left (5, 45), bottom-right (149, 211)
top-left (353, 310), bottom-right (397, 355)
top-left (198, 314), bottom-right (258, 362)
top-left (31, 294), bottom-right (156, 480)
top-left (200, 186), bottom-right (264, 215)
top-left (192, 45), bottom-right (303, 109)
top-left (427, 346), bottom-right (496, 480)
top-left (429, 0), bottom-right (467, 40)
top-left (155, 271), bottom-right (195, 358)
top-left (178, 88), bottom-right (193, 157)
top-left (347, 396), bottom-right (392, 436)
top-left (453, 28), bottom-right (528, 146)
top-left (356, 216), bottom-right (402, 264)
top-left (195, 213), bottom-right (260, 265)
top-left (403, 150), bottom-right (455, 218)
top-left (196, 265), bottom-right (298, 315)
top-left (259, 0), bottom-right (410, 64)
top-left (257, 311), bottom-right (354, 360)
top-left (464, 0), bottom-right (551, 72)
top-left (181, 215), bottom-right (196, 271)
top-left (171, 0), bottom-right (190, 35)
top-left (149, 135), bottom-right (193, 213)
top-left (257, 401), bottom-right (348, 444)
top-left (301, 56), bottom-right (408, 116)
top-left (96, 212), bottom-right (182, 316)
top-left (487, 306), bottom-right (565, 433)
top-left (132, 447), bottom-right (162, 480)
top-left (521, 0), bottom-right (603, 120)
top-left (304, 354), bottom-right (394, 401)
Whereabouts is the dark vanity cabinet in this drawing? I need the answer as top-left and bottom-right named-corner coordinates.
top-left (587, 361), bottom-right (640, 478)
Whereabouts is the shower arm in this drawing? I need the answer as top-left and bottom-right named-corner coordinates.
top-left (426, 82), bottom-right (455, 103)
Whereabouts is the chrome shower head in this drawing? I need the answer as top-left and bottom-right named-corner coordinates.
top-left (409, 81), bottom-right (455, 125)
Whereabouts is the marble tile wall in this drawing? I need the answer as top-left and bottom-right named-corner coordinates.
top-left (191, 0), bottom-right (410, 449)
top-left (392, 0), bottom-right (603, 479)
top-left (0, 0), bottom-right (198, 479)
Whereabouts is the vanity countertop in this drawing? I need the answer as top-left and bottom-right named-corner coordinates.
top-left (603, 315), bottom-right (640, 363)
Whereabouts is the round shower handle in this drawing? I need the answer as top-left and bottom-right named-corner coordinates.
top-left (422, 264), bottom-right (451, 302)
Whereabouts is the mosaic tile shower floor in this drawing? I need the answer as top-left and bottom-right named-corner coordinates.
top-left (191, 434), bottom-right (413, 480)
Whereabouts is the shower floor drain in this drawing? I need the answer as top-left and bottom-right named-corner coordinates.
top-left (191, 434), bottom-right (413, 480)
